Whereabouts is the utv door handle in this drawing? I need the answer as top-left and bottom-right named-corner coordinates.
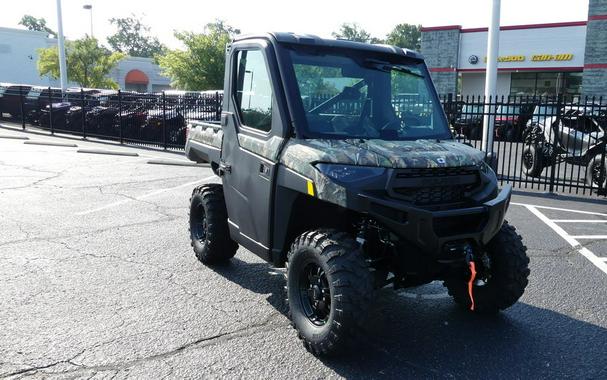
top-left (259, 162), bottom-right (270, 178)
top-left (218, 162), bottom-right (232, 175)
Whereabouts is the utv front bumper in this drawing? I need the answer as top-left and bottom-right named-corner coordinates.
top-left (357, 185), bottom-right (512, 254)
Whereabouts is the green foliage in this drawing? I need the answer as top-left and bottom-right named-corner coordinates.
top-left (293, 65), bottom-right (339, 96)
top-left (332, 23), bottom-right (373, 43)
top-left (157, 20), bottom-right (238, 91)
top-left (385, 24), bottom-right (422, 50)
top-left (107, 14), bottom-right (166, 58)
top-left (392, 71), bottom-right (421, 96)
top-left (19, 15), bottom-right (57, 38)
top-left (37, 37), bottom-right (125, 89)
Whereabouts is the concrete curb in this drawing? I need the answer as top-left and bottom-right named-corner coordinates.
top-left (0, 135), bottom-right (29, 140)
top-left (77, 149), bottom-right (139, 157)
top-left (147, 159), bottom-right (210, 167)
top-left (24, 140), bottom-right (78, 147)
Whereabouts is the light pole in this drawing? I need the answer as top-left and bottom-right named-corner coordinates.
top-left (83, 4), bottom-right (93, 38)
top-left (56, 0), bottom-right (68, 92)
top-left (482, 0), bottom-right (501, 159)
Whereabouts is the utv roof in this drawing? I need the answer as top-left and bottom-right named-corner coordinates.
top-left (233, 32), bottom-right (424, 60)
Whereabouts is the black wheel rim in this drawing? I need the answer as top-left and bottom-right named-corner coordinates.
top-left (191, 203), bottom-right (207, 244)
top-left (523, 149), bottom-right (534, 169)
top-left (298, 263), bottom-right (331, 326)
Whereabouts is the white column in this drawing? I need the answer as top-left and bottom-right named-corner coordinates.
top-left (56, 0), bottom-right (68, 92)
top-left (482, 0), bottom-right (501, 153)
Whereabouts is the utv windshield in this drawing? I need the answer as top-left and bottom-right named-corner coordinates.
top-left (288, 48), bottom-right (451, 140)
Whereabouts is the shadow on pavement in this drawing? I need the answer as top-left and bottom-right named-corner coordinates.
top-left (211, 257), bottom-right (607, 378)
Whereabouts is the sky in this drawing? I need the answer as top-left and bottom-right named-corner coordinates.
top-left (0, 0), bottom-right (590, 49)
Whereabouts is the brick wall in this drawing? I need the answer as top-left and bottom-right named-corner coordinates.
top-left (582, 0), bottom-right (607, 97)
top-left (420, 27), bottom-right (461, 96)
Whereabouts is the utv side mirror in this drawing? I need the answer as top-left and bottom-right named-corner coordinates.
top-left (484, 151), bottom-right (498, 172)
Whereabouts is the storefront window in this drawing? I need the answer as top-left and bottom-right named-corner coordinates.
top-left (510, 72), bottom-right (582, 98)
top-left (510, 73), bottom-right (536, 97)
top-left (563, 72), bottom-right (582, 98)
top-left (536, 72), bottom-right (559, 97)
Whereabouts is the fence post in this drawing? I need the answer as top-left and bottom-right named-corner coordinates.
top-left (548, 95), bottom-right (562, 193)
top-left (19, 86), bottom-right (26, 130)
top-left (215, 91), bottom-right (221, 121)
top-left (598, 96), bottom-right (606, 195)
top-left (162, 91), bottom-right (167, 149)
top-left (81, 88), bottom-right (86, 139)
top-left (48, 87), bottom-right (54, 135)
top-left (118, 90), bottom-right (123, 144)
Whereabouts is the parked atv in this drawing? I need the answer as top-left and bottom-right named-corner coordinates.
top-left (39, 102), bottom-right (86, 131)
top-left (184, 33), bottom-right (530, 356)
top-left (494, 103), bottom-right (535, 142)
top-left (86, 106), bottom-right (120, 136)
top-left (522, 106), bottom-right (606, 190)
top-left (0, 84), bottom-right (31, 119)
top-left (453, 103), bottom-right (483, 140)
top-left (143, 107), bottom-right (185, 145)
top-left (22, 86), bottom-right (62, 123)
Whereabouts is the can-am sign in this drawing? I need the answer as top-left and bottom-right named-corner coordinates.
top-left (479, 54), bottom-right (574, 63)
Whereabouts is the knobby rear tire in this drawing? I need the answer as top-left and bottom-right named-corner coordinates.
top-left (189, 184), bottom-right (238, 265)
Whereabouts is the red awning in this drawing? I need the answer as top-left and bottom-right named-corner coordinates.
top-left (125, 69), bottom-right (149, 85)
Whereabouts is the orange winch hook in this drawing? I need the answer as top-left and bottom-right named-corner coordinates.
top-left (467, 261), bottom-right (477, 311)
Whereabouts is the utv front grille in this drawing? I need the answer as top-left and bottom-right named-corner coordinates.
top-left (389, 166), bottom-right (480, 206)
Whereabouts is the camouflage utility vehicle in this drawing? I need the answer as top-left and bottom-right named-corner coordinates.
top-left (185, 33), bottom-right (530, 356)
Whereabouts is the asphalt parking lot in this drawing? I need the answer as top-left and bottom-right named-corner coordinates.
top-left (1, 126), bottom-right (606, 379)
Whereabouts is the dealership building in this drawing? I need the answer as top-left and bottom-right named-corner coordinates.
top-left (0, 26), bottom-right (171, 92)
top-left (421, 0), bottom-right (607, 98)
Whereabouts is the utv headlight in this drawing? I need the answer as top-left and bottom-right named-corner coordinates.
top-left (314, 163), bottom-right (386, 183)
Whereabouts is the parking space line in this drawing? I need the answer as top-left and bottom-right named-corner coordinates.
top-left (510, 202), bottom-right (607, 217)
top-left (520, 204), bottom-right (607, 276)
top-left (570, 235), bottom-right (607, 240)
top-left (75, 175), bottom-right (216, 215)
top-left (551, 220), bottom-right (607, 223)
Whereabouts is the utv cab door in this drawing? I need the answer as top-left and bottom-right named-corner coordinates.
top-left (219, 40), bottom-right (287, 261)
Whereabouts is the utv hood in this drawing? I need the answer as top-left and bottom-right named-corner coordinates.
top-left (279, 138), bottom-right (488, 208)
top-left (280, 138), bottom-right (485, 171)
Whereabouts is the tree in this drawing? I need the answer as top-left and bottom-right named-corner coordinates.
top-left (332, 23), bottom-right (383, 44)
top-left (107, 15), bottom-right (166, 58)
top-left (157, 20), bottom-right (238, 90)
top-left (386, 24), bottom-right (422, 50)
top-left (38, 37), bottom-right (125, 89)
top-left (19, 15), bottom-right (57, 38)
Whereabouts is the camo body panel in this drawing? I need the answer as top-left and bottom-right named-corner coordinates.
top-left (188, 121), bottom-right (223, 148)
top-left (279, 138), bottom-right (485, 206)
top-left (238, 134), bottom-right (283, 161)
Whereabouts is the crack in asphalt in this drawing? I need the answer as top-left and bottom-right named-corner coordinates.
top-left (529, 239), bottom-right (605, 258)
top-left (0, 217), bottom-right (178, 249)
top-left (0, 169), bottom-right (66, 191)
top-left (0, 160), bottom-right (71, 190)
top-left (0, 348), bottom-right (87, 378)
top-left (0, 314), bottom-right (286, 379)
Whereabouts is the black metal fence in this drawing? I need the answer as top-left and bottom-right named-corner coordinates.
top-left (0, 84), bottom-right (222, 150)
top-left (1, 83), bottom-right (605, 197)
top-left (441, 94), bottom-right (607, 198)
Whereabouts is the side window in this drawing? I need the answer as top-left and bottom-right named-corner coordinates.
top-left (235, 50), bottom-right (273, 132)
